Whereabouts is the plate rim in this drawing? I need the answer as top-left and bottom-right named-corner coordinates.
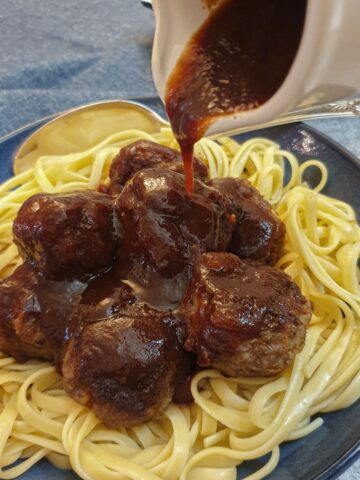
top-left (296, 122), bottom-right (360, 172)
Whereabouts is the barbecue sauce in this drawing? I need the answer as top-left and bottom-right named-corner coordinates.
top-left (165, 0), bottom-right (307, 193)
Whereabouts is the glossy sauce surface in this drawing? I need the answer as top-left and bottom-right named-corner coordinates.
top-left (165, 0), bottom-right (307, 192)
top-left (182, 252), bottom-right (310, 376)
top-left (207, 177), bottom-right (285, 264)
top-left (115, 167), bottom-right (233, 309)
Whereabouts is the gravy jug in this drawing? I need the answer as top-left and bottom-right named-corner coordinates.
top-left (152, 0), bottom-right (360, 137)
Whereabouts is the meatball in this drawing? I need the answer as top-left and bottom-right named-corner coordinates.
top-left (0, 265), bottom-right (51, 361)
top-left (109, 140), bottom-right (208, 195)
top-left (182, 253), bottom-right (311, 377)
top-left (115, 168), bottom-right (233, 307)
top-left (13, 191), bottom-right (119, 280)
top-left (207, 177), bottom-right (285, 264)
top-left (62, 277), bottom-right (188, 428)
top-left (116, 189), bottom-right (194, 308)
top-left (0, 264), bottom-right (86, 365)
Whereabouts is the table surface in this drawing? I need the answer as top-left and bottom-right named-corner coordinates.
top-left (0, 1), bottom-right (359, 479)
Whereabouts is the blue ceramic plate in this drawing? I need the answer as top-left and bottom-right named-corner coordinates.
top-left (1, 97), bottom-right (360, 480)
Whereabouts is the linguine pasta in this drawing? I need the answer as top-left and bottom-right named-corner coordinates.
top-left (0, 128), bottom-right (359, 480)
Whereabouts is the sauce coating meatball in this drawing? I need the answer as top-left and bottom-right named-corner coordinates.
top-left (115, 168), bottom-right (232, 307)
top-left (0, 265), bottom-right (51, 362)
top-left (0, 264), bottom-right (86, 365)
top-left (13, 191), bottom-right (119, 280)
top-left (207, 177), bottom-right (285, 264)
top-left (182, 252), bottom-right (311, 377)
top-left (62, 277), bottom-right (188, 428)
top-left (109, 140), bottom-right (208, 195)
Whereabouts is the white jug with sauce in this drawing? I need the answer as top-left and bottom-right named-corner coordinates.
top-left (151, 0), bottom-right (360, 137)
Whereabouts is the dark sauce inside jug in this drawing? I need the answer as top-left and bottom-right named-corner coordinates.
top-left (165, 0), bottom-right (307, 193)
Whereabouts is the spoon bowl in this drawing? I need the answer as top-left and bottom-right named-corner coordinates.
top-left (13, 99), bottom-right (168, 174)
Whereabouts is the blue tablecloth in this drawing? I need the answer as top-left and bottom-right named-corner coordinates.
top-left (0, 1), bottom-right (359, 479)
top-left (0, 0), bottom-right (157, 137)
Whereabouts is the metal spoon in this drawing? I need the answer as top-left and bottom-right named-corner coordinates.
top-left (13, 99), bottom-right (168, 174)
top-left (13, 97), bottom-right (360, 174)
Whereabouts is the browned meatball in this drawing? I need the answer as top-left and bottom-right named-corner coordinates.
top-left (13, 191), bottom-right (119, 280)
top-left (62, 275), bottom-right (188, 428)
top-left (0, 264), bottom-right (86, 365)
top-left (0, 265), bottom-right (51, 362)
top-left (182, 253), bottom-right (311, 377)
top-left (109, 140), bottom-right (208, 195)
top-left (115, 168), bottom-right (233, 307)
top-left (207, 177), bottom-right (285, 264)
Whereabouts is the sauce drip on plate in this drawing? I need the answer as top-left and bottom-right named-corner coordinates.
top-left (165, 0), bottom-right (307, 193)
